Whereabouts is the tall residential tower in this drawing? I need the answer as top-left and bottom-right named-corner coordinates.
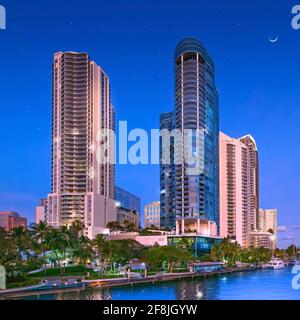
top-left (47, 52), bottom-right (116, 238)
top-left (219, 132), bottom-right (260, 247)
top-left (160, 38), bottom-right (219, 234)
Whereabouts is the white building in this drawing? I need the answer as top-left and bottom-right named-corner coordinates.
top-left (47, 52), bottom-right (116, 238)
top-left (219, 132), bottom-right (259, 248)
top-left (35, 198), bottom-right (47, 224)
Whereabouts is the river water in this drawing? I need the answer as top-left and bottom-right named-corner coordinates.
top-left (24, 267), bottom-right (300, 300)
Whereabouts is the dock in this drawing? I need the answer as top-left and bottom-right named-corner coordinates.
top-left (0, 266), bottom-right (260, 299)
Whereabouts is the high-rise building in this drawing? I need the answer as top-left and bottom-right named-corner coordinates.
top-left (144, 201), bottom-right (161, 228)
top-left (115, 186), bottom-right (141, 227)
top-left (160, 112), bottom-right (175, 228)
top-left (160, 38), bottom-right (219, 233)
top-left (259, 209), bottom-right (277, 246)
top-left (0, 212), bottom-right (27, 231)
top-left (47, 52), bottom-right (116, 238)
top-left (219, 132), bottom-right (259, 247)
top-left (35, 198), bottom-right (47, 224)
top-left (239, 135), bottom-right (260, 232)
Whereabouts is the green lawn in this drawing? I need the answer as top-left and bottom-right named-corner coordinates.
top-left (28, 265), bottom-right (86, 277)
top-left (6, 278), bottom-right (42, 289)
top-left (28, 265), bottom-right (125, 279)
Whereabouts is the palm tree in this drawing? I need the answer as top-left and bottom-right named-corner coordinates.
top-left (211, 238), bottom-right (241, 266)
top-left (44, 227), bottom-right (71, 275)
top-left (211, 242), bottom-right (223, 262)
top-left (102, 240), bottom-right (116, 274)
top-left (31, 222), bottom-right (50, 274)
top-left (286, 244), bottom-right (297, 259)
top-left (59, 226), bottom-right (73, 273)
top-left (69, 220), bottom-right (85, 244)
top-left (178, 237), bottom-right (191, 250)
top-left (10, 226), bottom-right (31, 259)
top-left (92, 234), bottom-right (106, 276)
top-left (73, 236), bottom-right (94, 274)
top-left (123, 220), bottom-right (136, 232)
top-left (106, 221), bottom-right (123, 233)
top-left (0, 227), bottom-right (18, 276)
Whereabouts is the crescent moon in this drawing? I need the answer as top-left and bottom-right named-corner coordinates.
top-left (269, 36), bottom-right (278, 43)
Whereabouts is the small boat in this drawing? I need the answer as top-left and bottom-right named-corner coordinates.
top-left (288, 259), bottom-right (297, 265)
top-left (261, 263), bottom-right (272, 269)
top-left (267, 258), bottom-right (286, 270)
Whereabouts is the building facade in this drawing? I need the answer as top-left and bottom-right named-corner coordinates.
top-left (0, 212), bottom-right (27, 231)
top-left (219, 132), bottom-right (259, 247)
top-left (144, 201), bottom-right (161, 228)
top-left (168, 235), bottom-right (221, 257)
top-left (249, 231), bottom-right (274, 249)
top-left (160, 38), bottom-right (219, 233)
top-left (259, 208), bottom-right (277, 248)
top-left (160, 112), bottom-right (176, 228)
top-left (259, 209), bottom-right (277, 235)
top-left (47, 52), bottom-right (116, 237)
top-left (239, 135), bottom-right (260, 232)
top-left (115, 186), bottom-right (141, 213)
top-left (35, 198), bottom-right (47, 224)
top-left (115, 186), bottom-right (141, 227)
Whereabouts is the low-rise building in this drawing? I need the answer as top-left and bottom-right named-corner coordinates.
top-left (188, 262), bottom-right (224, 273)
top-left (249, 231), bottom-right (275, 249)
top-left (135, 235), bottom-right (168, 247)
top-left (175, 217), bottom-right (218, 237)
top-left (168, 235), bottom-right (221, 257)
top-left (0, 211), bottom-right (27, 231)
top-left (105, 231), bottom-right (220, 257)
top-left (115, 186), bottom-right (140, 228)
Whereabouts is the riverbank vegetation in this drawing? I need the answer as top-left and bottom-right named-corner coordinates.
top-left (0, 221), bottom-right (147, 287)
top-left (0, 222), bottom-right (298, 288)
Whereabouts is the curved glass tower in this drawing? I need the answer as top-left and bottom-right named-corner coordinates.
top-left (160, 38), bottom-right (219, 231)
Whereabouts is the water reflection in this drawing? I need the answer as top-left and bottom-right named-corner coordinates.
top-left (174, 279), bottom-right (220, 300)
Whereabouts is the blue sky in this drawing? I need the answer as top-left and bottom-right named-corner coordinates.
top-left (0, 0), bottom-right (299, 247)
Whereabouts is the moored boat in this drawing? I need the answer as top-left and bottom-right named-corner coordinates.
top-left (266, 258), bottom-right (286, 270)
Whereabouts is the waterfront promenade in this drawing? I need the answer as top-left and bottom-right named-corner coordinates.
top-left (0, 266), bottom-right (258, 299)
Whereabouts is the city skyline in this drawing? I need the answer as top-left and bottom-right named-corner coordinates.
top-left (1, 1), bottom-right (300, 247)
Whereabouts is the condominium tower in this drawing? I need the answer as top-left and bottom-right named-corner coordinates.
top-left (160, 38), bottom-right (219, 233)
top-left (47, 52), bottom-right (116, 238)
top-left (219, 132), bottom-right (259, 247)
top-left (144, 201), bottom-right (161, 229)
